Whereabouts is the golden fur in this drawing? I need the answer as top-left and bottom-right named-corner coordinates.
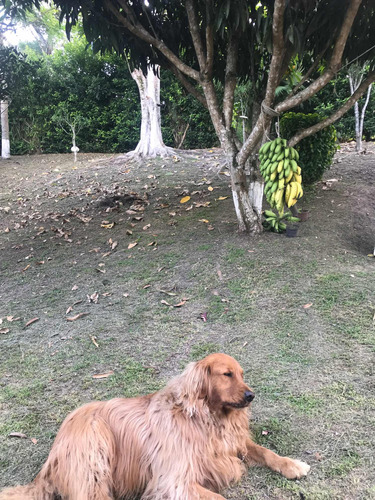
top-left (0, 353), bottom-right (310, 499)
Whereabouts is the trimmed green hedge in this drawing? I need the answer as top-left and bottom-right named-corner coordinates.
top-left (280, 112), bottom-right (337, 185)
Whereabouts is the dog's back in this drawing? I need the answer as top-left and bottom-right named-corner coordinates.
top-left (0, 397), bottom-right (152, 500)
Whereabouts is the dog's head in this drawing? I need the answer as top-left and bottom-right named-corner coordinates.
top-left (177, 353), bottom-right (254, 415)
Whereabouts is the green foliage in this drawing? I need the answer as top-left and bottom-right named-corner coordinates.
top-left (7, 35), bottom-right (216, 155)
top-left (280, 113), bottom-right (337, 185)
top-left (161, 72), bottom-right (218, 150)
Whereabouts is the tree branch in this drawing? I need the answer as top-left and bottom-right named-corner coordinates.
top-left (276, 0), bottom-right (362, 114)
top-left (104, 0), bottom-right (200, 82)
top-left (169, 66), bottom-right (208, 108)
top-left (205, 0), bottom-right (214, 79)
top-left (292, 37), bottom-right (333, 95)
top-left (288, 71), bottom-right (375, 147)
top-left (185, 0), bottom-right (206, 73)
top-left (237, 0), bottom-right (286, 167)
top-left (223, 30), bottom-right (239, 130)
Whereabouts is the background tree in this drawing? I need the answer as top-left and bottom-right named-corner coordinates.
top-left (348, 63), bottom-right (373, 152)
top-left (0, 45), bottom-right (34, 157)
top-left (131, 66), bottom-right (173, 157)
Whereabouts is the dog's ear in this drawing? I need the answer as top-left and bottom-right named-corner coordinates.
top-left (174, 360), bottom-right (211, 416)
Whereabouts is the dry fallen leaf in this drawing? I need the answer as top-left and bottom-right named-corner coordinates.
top-left (261, 430), bottom-right (270, 436)
top-left (71, 285), bottom-right (78, 291)
top-left (66, 300), bottom-right (83, 314)
top-left (207, 186), bottom-right (214, 192)
top-left (173, 300), bottom-right (186, 307)
top-left (30, 437), bottom-right (38, 445)
top-left (66, 313), bottom-right (89, 322)
top-left (128, 242), bottom-right (138, 249)
top-left (101, 222), bottom-right (115, 229)
top-left (180, 196), bottom-right (191, 204)
top-left (199, 219), bottom-right (209, 223)
top-left (0, 328), bottom-right (10, 334)
top-left (200, 312), bottom-right (208, 322)
top-left (6, 316), bottom-right (21, 322)
top-left (217, 196), bottom-right (229, 200)
top-left (126, 229), bottom-right (133, 235)
top-left (8, 432), bottom-right (27, 439)
top-left (25, 317), bottom-right (39, 328)
top-left (143, 224), bottom-right (151, 230)
top-left (92, 371), bottom-right (114, 379)
top-left (87, 292), bottom-right (99, 304)
top-left (158, 289), bottom-right (177, 296)
top-left (303, 303), bottom-right (313, 309)
top-left (161, 299), bottom-right (172, 306)
top-left (91, 336), bottom-right (99, 348)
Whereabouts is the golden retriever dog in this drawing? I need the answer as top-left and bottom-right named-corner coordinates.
top-left (1, 353), bottom-right (310, 499)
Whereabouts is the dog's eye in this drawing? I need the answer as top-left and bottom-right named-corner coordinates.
top-left (223, 372), bottom-right (232, 377)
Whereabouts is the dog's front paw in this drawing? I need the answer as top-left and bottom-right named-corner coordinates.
top-left (279, 458), bottom-right (310, 479)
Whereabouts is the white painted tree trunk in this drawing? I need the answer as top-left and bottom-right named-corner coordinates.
top-left (349, 74), bottom-right (372, 153)
top-left (359, 84), bottom-right (372, 149)
top-left (230, 164), bottom-right (262, 233)
top-left (1, 100), bottom-right (10, 159)
top-left (248, 180), bottom-right (264, 217)
top-left (131, 67), bottom-right (173, 157)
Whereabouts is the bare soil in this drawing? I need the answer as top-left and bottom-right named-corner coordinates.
top-left (0, 143), bottom-right (374, 499)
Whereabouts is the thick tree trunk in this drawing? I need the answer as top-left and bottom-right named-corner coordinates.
top-left (131, 67), bottom-right (173, 157)
top-left (1, 100), bottom-right (10, 159)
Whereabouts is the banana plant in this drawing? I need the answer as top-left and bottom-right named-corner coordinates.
top-left (263, 210), bottom-right (300, 233)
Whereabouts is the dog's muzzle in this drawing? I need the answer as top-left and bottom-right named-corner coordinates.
top-left (244, 390), bottom-right (255, 403)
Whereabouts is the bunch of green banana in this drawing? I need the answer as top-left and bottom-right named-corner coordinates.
top-left (258, 137), bottom-right (303, 213)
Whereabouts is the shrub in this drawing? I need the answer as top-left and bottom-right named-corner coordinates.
top-left (280, 112), bottom-right (337, 185)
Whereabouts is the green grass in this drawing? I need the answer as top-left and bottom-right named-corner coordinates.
top-left (1, 151), bottom-right (375, 497)
top-left (327, 451), bottom-right (361, 477)
top-left (190, 342), bottom-right (222, 360)
top-left (287, 394), bottom-right (323, 414)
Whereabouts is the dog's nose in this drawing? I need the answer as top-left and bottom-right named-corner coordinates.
top-left (244, 390), bottom-right (255, 402)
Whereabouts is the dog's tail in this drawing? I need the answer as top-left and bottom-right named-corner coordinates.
top-left (0, 482), bottom-right (52, 500)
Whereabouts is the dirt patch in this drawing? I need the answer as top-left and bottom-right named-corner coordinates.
top-left (1, 144), bottom-right (375, 498)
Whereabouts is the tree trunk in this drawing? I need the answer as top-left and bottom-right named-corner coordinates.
top-left (131, 66), bottom-right (173, 157)
top-left (1, 100), bottom-right (10, 159)
top-left (358, 83), bottom-right (372, 151)
top-left (348, 72), bottom-right (372, 153)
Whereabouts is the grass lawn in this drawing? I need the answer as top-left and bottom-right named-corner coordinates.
top-left (1, 144), bottom-right (374, 499)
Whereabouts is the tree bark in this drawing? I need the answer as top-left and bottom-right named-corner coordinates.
top-left (1, 100), bottom-right (10, 159)
top-left (131, 67), bottom-right (173, 157)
